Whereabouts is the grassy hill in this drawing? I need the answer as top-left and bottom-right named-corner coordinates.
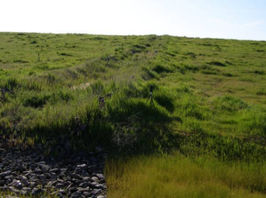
top-left (1, 32), bottom-right (266, 197)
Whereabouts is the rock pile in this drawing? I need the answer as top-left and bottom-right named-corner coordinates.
top-left (0, 139), bottom-right (107, 198)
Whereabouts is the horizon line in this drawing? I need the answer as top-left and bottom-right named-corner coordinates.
top-left (1, 31), bottom-right (265, 42)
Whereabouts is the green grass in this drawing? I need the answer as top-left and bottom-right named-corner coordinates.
top-left (105, 152), bottom-right (266, 198)
top-left (1, 32), bottom-right (266, 197)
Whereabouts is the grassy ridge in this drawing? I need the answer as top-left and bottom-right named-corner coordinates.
top-left (1, 33), bottom-right (266, 197)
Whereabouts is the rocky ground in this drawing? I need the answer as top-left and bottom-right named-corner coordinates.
top-left (0, 136), bottom-right (107, 198)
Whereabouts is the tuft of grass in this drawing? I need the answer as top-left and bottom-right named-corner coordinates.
top-left (213, 95), bottom-right (249, 112)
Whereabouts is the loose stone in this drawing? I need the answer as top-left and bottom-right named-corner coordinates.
top-left (0, 141), bottom-right (107, 197)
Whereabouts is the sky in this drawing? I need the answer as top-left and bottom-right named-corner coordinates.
top-left (0, 0), bottom-right (266, 41)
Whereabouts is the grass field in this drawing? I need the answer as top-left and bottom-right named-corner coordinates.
top-left (105, 153), bottom-right (266, 198)
top-left (0, 32), bottom-right (266, 197)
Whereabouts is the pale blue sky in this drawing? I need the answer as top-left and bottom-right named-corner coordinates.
top-left (1, 0), bottom-right (266, 40)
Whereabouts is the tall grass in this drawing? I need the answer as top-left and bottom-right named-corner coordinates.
top-left (105, 153), bottom-right (266, 198)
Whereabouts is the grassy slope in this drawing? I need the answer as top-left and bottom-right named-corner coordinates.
top-left (1, 33), bottom-right (266, 197)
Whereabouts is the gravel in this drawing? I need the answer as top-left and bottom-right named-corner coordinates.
top-left (0, 135), bottom-right (107, 198)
